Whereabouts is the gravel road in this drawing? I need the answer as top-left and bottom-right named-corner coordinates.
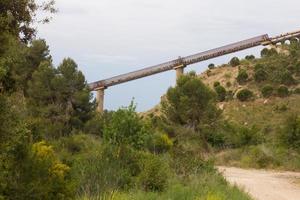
top-left (218, 166), bottom-right (300, 200)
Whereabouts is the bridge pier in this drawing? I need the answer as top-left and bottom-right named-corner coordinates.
top-left (174, 65), bottom-right (186, 80)
top-left (96, 88), bottom-right (105, 113)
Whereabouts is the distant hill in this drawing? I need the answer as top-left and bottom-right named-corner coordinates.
top-left (145, 42), bottom-right (300, 136)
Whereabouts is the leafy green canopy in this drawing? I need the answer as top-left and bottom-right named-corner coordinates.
top-left (0, 95), bottom-right (73, 200)
top-left (162, 72), bottom-right (220, 130)
top-left (27, 58), bottom-right (94, 139)
top-left (278, 114), bottom-right (300, 151)
top-left (104, 102), bottom-right (148, 149)
top-left (0, 0), bottom-right (56, 43)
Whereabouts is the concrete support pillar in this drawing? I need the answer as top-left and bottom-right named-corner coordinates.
top-left (96, 88), bottom-right (105, 113)
top-left (175, 65), bottom-right (185, 81)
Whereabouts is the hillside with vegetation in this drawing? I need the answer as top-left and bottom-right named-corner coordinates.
top-left (199, 43), bottom-right (300, 170)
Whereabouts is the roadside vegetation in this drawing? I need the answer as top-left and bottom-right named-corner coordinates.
top-left (201, 40), bottom-right (300, 171)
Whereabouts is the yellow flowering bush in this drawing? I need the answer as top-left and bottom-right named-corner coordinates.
top-left (25, 141), bottom-right (73, 199)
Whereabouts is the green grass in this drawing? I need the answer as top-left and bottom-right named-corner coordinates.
top-left (76, 172), bottom-right (252, 200)
top-left (53, 135), bottom-right (252, 200)
top-left (215, 145), bottom-right (300, 171)
top-left (222, 95), bottom-right (300, 137)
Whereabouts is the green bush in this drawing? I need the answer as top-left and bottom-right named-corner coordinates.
top-left (214, 85), bottom-right (226, 102)
top-left (236, 69), bottom-right (248, 84)
top-left (146, 133), bottom-right (173, 154)
top-left (202, 123), bottom-right (226, 147)
top-left (137, 154), bottom-right (169, 191)
top-left (235, 127), bottom-right (263, 147)
top-left (278, 70), bottom-right (295, 85)
top-left (294, 88), bottom-right (300, 94)
top-left (261, 48), bottom-right (278, 57)
top-left (277, 85), bottom-right (289, 98)
top-left (229, 57), bottom-right (240, 67)
top-left (208, 63), bottom-right (215, 69)
top-left (236, 89), bottom-right (253, 101)
top-left (103, 102), bottom-right (148, 149)
top-left (221, 123), bottom-right (263, 148)
top-left (213, 81), bottom-right (220, 87)
top-left (242, 146), bottom-right (278, 168)
top-left (162, 72), bottom-right (220, 130)
top-left (254, 64), bottom-right (264, 71)
top-left (254, 69), bottom-right (268, 82)
top-left (260, 48), bottom-right (269, 57)
top-left (84, 111), bottom-right (113, 136)
top-left (73, 144), bottom-right (145, 197)
top-left (277, 115), bottom-right (300, 151)
top-left (22, 141), bottom-right (73, 200)
top-left (274, 104), bottom-right (288, 112)
top-left (245, 55), bottom-right (255, 60)
top-left (261, 85), bottom-right (274, 98)
top-left (170, 146), bottom-right (212, 177)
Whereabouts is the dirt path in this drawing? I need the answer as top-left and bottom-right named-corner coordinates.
top-left (218, 166), bottom-right (300, 200)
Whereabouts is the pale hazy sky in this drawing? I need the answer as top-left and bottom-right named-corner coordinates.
top-left (36, 0), bottom-right (300, 111)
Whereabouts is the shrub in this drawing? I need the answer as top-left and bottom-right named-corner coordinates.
top-left (214, 85), bottom-right (226, 102)
top-left (274, 104), bottom-right (288, 112)
top-left (243, 146), bottom-right (278, 168)
top-left (236, 89), bottom-right (253, 101)
top-left (254, 64), bottom-right (264, 71)
top-left (162, 72), bottom-right (220, 130)
top-left (260, 48), bottom-right (269, 57)
top-left (235, 126), bottom-right (263, 147)
top-left (147, 133), bottom-right (173, 154)
top-left (208, 63), bottom-right (215, 69)
top-left (222, 123), bottom-right (263, 148)
top-left (213, 81), bottom-right (220, 87)
top-left (84, 111), bottom-right (113, 136)
top-left (261, 85), bottom-right (274, 98)
top-left (279, 70), bottom-right (295, 85)
top-left (229, 57), bottom-right (240, 67)
top-left (261, 48), bottom-right (278, 57)
top-left (170, 146), bottom-right (212, 177)
top-left (137, 154), bottom-right (169, 191)
top-left (294, 88), bottom-right (300, 94)
top-left (245, 55), bottom-right (255, 60)
top-left (277, 85), bottom-right (289, 98)
top-left (103, 101), bottom-right (148, 149)
top-left (277, 115), bottom-right (300, 151)
top-left (254, 69), bottom-right (268, 82)
top-left (73, 145), bottom-right (140, 196)
top-left (20, 141), bottom-right (73, 199)
top-left (236, 69), bottom-right (248, 84)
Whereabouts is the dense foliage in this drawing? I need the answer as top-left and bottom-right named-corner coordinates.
top-left (236, 69), bottom-right (249, 84)
top-left (229, 57), bottom-right (240, 67)
top-left (236, 89), bottom-right (253, 101)
top-left (214, 84), bottom-right (227, 102)
top-left (162, 72), bottom-right (220, 130)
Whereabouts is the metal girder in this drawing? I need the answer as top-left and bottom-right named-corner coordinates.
top-left (89, 29), bottom-right (300, 91)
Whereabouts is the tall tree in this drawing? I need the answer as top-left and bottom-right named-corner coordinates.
top-left (27, 58), bottom-right (94, 139)
top-left (0, 0), bottom-right (56, 43)
top-left (162, 72), bottom-right (220, 130)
